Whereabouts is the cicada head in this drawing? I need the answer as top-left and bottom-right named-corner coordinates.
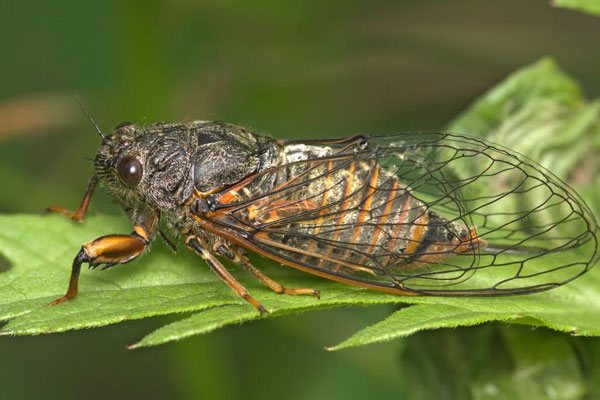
top-left (94, 122), bottom-right (194, 211)
top-left (94, 122), bottom-right (138, 196)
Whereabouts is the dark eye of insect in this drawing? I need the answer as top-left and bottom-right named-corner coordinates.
top-left (116, 155), bottom-right (142, 186)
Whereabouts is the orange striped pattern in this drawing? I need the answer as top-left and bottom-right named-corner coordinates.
top-left (301, 161), bottom-right (334, 261)
top-left (348, 164), bottom-right (379, 247)
top-left (404, 212), bottom-right (429, 255)
top-left (333, 163), bottom-right (380, 273)
top-left (382, 193), bottom-right (412, 266)
top-left (361, 180), bottom-right (400, 262)
top-left (319, 160), bottom-right (356, 267)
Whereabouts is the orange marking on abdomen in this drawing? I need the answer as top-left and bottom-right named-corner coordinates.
top-left (349, 165), bottom-right (379, 244)
top-left (405, 212), bottom-right (429, 254)
top-left (362, 179), bottom-right (399, 261)
top-left (319, 160), bottom-right (355, 267)
top-left (382, 193), bottom-right (412, 266)
top-left (302, 161), bottom-right (334, 261)
top-left (336, 164), bottom-right (380, 272)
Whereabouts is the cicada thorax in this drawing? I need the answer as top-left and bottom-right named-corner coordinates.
top-left (208, 141), bottom-right (485, 279)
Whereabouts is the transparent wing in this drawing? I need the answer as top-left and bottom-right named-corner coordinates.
top-left (199, 132), bottom-right (599, 295)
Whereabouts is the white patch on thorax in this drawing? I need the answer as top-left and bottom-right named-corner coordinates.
top-left (282, 144), bottom-right (333, 163)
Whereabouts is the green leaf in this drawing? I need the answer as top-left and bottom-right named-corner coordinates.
top-left (0, 214), bottom-right (405, 345)
top-left (328, 304), bottom-right (513, 351)
top-left (1, 58), bottom-right (599, 349)
top-left (553, 0), bottom-right (600, 17)
top-left (127, 305), bottom-right (257, 349)
top-left (1, 212), bottom-right (599, 348)
top-left (329, 290), bottom-right (600, 350)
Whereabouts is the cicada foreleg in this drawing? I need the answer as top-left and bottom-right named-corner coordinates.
top-left (45, 175), bottom-right (99, 222)
top-left (186, 235), bottom-right (268, 316)
top-left (48, 225), bottom-right (151, 306)
top-left (217, 243), bottom-right (320, 299)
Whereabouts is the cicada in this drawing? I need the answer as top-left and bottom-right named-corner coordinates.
top-left (47, 117), bottom-right (599, 314)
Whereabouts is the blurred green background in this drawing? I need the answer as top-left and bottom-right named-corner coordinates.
top-left (1, 1), bottom-right (600, 399)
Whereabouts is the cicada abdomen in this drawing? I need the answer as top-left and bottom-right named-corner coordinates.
top-left (207, 132), bottom-right (599, 296)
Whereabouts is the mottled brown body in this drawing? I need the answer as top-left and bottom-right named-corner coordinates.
top-left (47, 119), bottom-right (598, 311)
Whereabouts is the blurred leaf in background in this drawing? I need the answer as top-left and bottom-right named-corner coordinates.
top-left (449, 58), bottom-right (600, 217)
top-left (397, 325), bottom-right (589, 399)
top-left (553, 0), bottom-right (600, 17)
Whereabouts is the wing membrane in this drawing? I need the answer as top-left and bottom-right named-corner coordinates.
top-left (199, 132), bottom-right (598, 295)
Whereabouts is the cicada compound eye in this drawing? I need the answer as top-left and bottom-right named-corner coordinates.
top-left (116, 155), bottom-right (143, 186)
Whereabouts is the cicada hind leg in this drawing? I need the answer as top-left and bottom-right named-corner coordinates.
top-left (217, 242), bottom-right (320, 299)
top-left (186, 236), bottom-right (320, 315)
top-left (186, 235), bottom-right (268, 315)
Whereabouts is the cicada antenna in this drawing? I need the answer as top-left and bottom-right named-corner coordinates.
top-left (76, 94), bottom-right (106, 143)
